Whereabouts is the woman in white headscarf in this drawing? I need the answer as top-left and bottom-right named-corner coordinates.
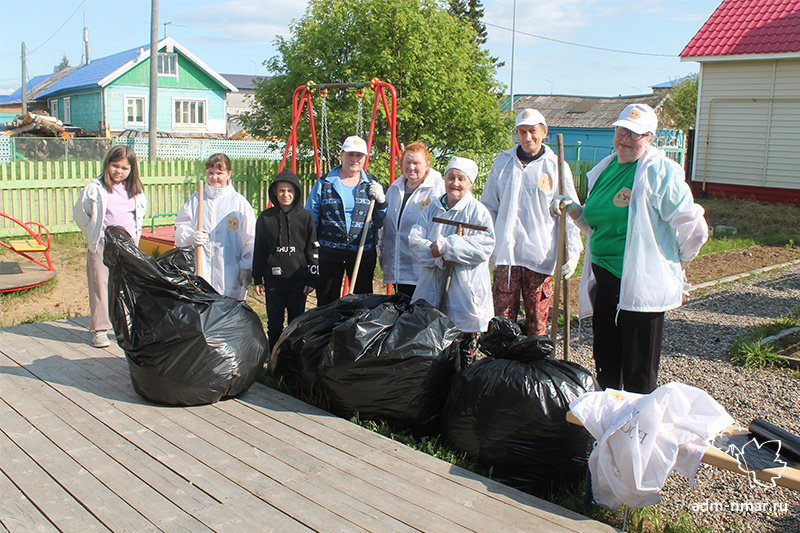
top-left (409, 156), bottom-right (495, 336)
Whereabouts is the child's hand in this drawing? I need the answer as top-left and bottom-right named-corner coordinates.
top-left (254, 284), bottom-right (265, 296)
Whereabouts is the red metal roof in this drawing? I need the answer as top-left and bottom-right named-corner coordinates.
top-left (680, 0), bottom-right (800, 58)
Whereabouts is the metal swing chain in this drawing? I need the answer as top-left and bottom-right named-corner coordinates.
top-left (356, 91), bottom-right (364, 139)
top-left (320, 91), bottom-right (331, 172)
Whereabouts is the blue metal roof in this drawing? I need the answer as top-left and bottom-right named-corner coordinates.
top-left (38, 45), bottom-right (150, 98)
top-left (0, 74), bottom-right (55, 102)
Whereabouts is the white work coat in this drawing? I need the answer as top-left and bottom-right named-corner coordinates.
top-left (409, 193), bottom-right (495, 333)
top-left (379, 169), bottom-right (445, 285)
top-left (73, 177), bottom-right (147, 252)
top-left (174, 183), bottom-right (256, 300)
top-left (577, 146), bottom-right (708, 318)
top-left (481, 145), bottom-right (582, 275)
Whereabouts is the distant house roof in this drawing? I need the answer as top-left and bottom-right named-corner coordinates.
top-left (220, 74), bottom-right (269, 90)
top-left (38, 37), bottom-right (237, 99)
top-left (681, 0), bottom-right (800, 59)
top-left (510, 94), bottom-right (665, 129)
top-left (0, 69), bottom-right (75, 104)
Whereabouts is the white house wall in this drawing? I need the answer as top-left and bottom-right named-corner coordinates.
top-left (694, 59), bottom-right (800, 191)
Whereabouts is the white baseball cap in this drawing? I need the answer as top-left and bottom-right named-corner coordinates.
top-left (612, 104), bottom-right (658, 136)
top-left (341, 135), bottom-right (368, 155)
top-left (515, 108), bottom-right (547, 128)
top-left (444, 156), bottom-right (478, 183)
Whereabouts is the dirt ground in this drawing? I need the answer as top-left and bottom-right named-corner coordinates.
top-left (1, 241), bottom-right (799, 328)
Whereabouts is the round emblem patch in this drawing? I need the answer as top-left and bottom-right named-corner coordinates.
top-left (538, 174), bottom-right (553, 193)
top-left (628, 109), bottom-right (642, 120)
top-left (226, 215), bottom-right (240, 231)
top-left (521, 111), bottom-right (531, 119)
top-left (613, 187), bottom-right (632, 208)
top-left (418, 198), bottom-right (432, 210)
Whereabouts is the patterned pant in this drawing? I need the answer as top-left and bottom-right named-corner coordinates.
top-left (492, 265), bottom-right (553, 336)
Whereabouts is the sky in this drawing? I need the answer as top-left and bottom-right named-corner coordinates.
top-left (0, 0), bottom-right (723, 98)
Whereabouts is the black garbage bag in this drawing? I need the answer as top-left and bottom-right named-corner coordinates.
top-left (478, 317), bottom-right (522, 358)
top-left (103, 225), bottom-right (268, 406)
top-left (442, 334), bottom-right (598, 496)
top-left (269, 293), bottom-right (410, 390)
top-left (319, 299), bottom-right (461, 430)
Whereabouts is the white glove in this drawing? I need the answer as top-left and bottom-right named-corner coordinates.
top-left (238, 268), bottom-right (252, 287)
top-left (186, 230), bottom-right (209, 247)
top-left (561, 253), bottom-right (580, 279)
top-left (549, 195), bottom-right (582, 218)
top-left (368, 181), bottom-right (386, 204)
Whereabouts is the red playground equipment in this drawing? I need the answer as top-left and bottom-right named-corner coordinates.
top-left (279, 79), bottom-right (402, 296)
top-left (0, 212), bottom-right (57, 293)
top-left (279, 78), bottom-right (401, 182)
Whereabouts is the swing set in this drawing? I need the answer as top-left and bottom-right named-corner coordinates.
top-left (278, 78), bottom-right (401, 183)
top-left (278, 78), bottom-right (402, 297)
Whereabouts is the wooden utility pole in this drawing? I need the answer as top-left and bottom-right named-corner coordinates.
top-left (21, 42), bottom-right (27, 115)
top-left (148, 0), bottom-right (159, 161)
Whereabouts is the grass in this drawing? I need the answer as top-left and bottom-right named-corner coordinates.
top-left (729, 305), bottom-right (800, 368)
top-left (699, 198), bottom-right (800, 248)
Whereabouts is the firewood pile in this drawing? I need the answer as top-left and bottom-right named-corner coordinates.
top-left (2, 112), bottom-right (94, 138)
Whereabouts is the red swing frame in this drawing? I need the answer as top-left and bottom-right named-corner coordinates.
top-left (278, 78), bottom-right (402, 296)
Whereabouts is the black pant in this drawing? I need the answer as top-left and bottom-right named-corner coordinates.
top-left (265, 279), bottom-right (307, 349)
top-left (394, 283), bottom-right (416, 298)
top-left (591, 263), bottom-right (664, 394)
top-left (317, 254), bottom-right (377, 306)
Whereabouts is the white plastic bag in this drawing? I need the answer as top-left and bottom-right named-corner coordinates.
top-left (569, 382), bottom-right (734, 509)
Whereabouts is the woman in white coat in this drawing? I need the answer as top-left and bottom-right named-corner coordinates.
top-left (174, 153), bottom-right (256, 301)
top-left (73, 145), bottom-right (147, 348)
top-left (551, 104), bottom-right (708, 393)
top-left (409, 156), bottom-right (495, 343)
top-left (379, 141), bottom-right (445, 297)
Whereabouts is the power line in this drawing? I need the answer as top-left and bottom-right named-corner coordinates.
top-left (482, 19), bottom-right (676, 58)
top-left (28, 0), bottom-right (85, 55)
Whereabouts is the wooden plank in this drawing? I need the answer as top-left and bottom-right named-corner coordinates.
top-left (238, 385), bottom-right (608, 533)
top-left (0, 323), bottom-right (322, 532)
top-left (0, 353), bottom-right (227, 532)
top-left (0, 469), bottom-right (59, 533)
top-left (16, 324), bottom-right (385, 532)
top-left (0, 423), bottom-right (109, 532)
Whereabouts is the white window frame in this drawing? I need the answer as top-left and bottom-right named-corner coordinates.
top-left (173, 98), bottom-right (207, 127)
top-left (49, 99), bottom-right (58, 119)
top-left (63, 97), bottom-right (71, 124)
top-left (124, 96), bottom-right (147, 126)
top-left (157, 53), bottom-right (178, 77)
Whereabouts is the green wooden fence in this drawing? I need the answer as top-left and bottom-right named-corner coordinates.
top-left (0, 157), bottom-right (591, 238)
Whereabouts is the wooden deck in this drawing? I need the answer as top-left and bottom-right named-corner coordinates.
top-left (0, 317), bottom-right (615, 533)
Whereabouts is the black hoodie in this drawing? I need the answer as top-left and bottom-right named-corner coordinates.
top-left (252, 170), bottom-right (318, 288)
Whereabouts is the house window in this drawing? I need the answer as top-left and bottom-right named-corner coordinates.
top-left (125, 96), bottom-right (146, 125)
top-left (174, 99), bottom-right (206, 126)
top-left (63, 97), bottom-right (71, 124)
top-left (157, 53), bottom-right (178, 76)
top-left (49, 99), bottom-right (58, 119)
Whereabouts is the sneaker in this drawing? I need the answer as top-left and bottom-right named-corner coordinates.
top-left (92, 331), bottom-right (111, 348)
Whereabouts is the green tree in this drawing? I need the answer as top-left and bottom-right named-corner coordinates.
top-left (662, 74), bottom-right (698, 132)
top-left (55, 54), bottom-right (70, 72)
top-left (241, 0), bottom-right (510, 173)
top-left (447, 0), bottom-right (488, 45)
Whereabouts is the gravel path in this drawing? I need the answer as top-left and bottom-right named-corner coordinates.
top-left (559, 264), bottom-right (800, 532)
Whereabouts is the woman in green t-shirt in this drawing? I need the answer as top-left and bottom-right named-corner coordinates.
top-left (550, 104), bottom-right (708, 393)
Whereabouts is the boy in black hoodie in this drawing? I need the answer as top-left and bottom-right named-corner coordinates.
top-left (253, 170), bottom-right (319, 348)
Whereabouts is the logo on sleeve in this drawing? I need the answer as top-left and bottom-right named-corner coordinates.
top-left (226, 215), bottom-right (240, 231)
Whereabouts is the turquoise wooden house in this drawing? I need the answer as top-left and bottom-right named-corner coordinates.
top-left (36, 37), bottom-right (237, 137)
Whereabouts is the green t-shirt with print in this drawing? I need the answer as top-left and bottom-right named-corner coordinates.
top-left (582, 157), bottom-right (637, 278)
